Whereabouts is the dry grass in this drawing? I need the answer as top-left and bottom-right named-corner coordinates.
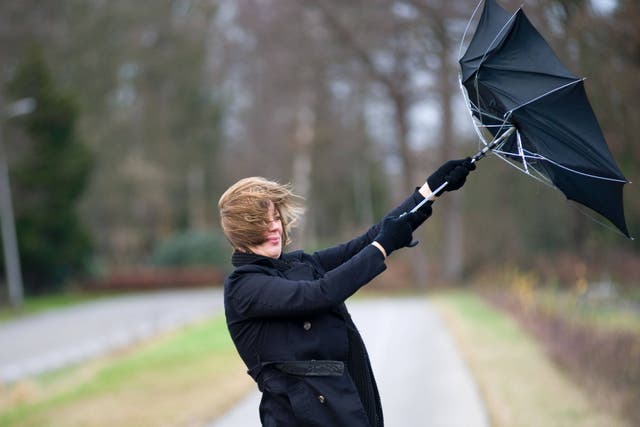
top-left (38, 363), bottom-right (252, 427)
top-left (0, 316), bottom-right (253, 427)
top-left (431, 291), bottom-right (630, 427)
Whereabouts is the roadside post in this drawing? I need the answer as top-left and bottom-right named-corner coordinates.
top-left (0, 97), bottom-right (36, 308)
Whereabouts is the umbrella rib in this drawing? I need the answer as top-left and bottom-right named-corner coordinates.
top-left (493, 149), bottom-right (543, 161)
top-left (516, 131), bottom-right (529, 173)
top-left (459, 77), bottom-right (492, 146)
top-left (458, 0), bottom-right (485, 60)
top-left (481, 124), bottom-right (512, 128)
top-left (495, 148), bottom-right (628, 183)
top-left (463, 80), bottom-right (516, 153)
top-left (468, 103), bottom-right (505, 123)
top-left (493, 151), bottom-right (554, 187)
top-left (572, 203), bottom-right (634, 240)
top-left (506, 78), bottom-right (584, 115)
top-left (464, 80), bottom-right (514, 138)
top-left (483, 64), bottom-right (577, 80)
top-left (528, 164), bottom-right (555, 185)
top-left (523, 150), bottom-right (628, 183)
top-left (474, 114), bottom-right (513, 144)
top-left (494, 152), bottom-right (633, 239)
top-left (474, 75), bottom-right (485, 124)
top-left (473, 111), bottom-right (509, 126)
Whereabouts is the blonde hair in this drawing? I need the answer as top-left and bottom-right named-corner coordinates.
top-left (218, 177), bottom-right (304, 252)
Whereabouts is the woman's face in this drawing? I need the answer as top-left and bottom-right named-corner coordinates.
top-left (248, 202), bottom-right (283, 258)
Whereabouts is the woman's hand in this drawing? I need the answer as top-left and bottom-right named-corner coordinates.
top-left (426, 158), bottom-right (476, 197)
top-left (372, 214), bottom-right (419, 258)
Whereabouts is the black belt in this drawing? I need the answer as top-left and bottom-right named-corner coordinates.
top-left (274, 360), bottom-right (344, 377)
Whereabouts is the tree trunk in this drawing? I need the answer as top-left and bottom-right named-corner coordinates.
top-left (391, 91), bottom-right (430, 288)
top-left (437, 21), bottom-right (464, 282)
top-left (292, 92), bottom-right (315, 249)
top-left (391, 91), bottom-right (414, 193)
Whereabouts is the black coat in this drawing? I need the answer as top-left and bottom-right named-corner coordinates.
top-left (224, 190), bottom-right (425, 427)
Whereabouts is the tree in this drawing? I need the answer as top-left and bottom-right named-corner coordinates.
top-left (308, 0), bottom-right (473, 282)
top-left (5, 47), bottom-right (93, 294)
top-left (48, 1), bottom-right (225, 266)
top-left (1, 0), bottom-right (635, 279)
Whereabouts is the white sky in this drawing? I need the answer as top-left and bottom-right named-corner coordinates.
top-left (590, 0), bottom-right (617, 14)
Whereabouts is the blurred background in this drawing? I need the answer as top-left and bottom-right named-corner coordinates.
top-left (1, 0), bottom-right (638, 292)
top-left (0, 0), bottom-right (638, 426)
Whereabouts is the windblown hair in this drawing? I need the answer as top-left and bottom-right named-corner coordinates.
top-left (218, 177), bottom-right (304, 252)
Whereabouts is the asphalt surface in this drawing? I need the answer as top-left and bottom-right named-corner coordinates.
top-left (0, 288), bottom-right (223, 383)
top-left (209, 297), bottom-right (488, 427)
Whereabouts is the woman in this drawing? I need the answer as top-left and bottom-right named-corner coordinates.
top-left (218, 158), bottom-right (475, 427)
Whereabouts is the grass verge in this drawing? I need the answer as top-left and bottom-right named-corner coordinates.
top-left (430, 290), bottom-right (629, 427)
top-left (523, 288), bottom-right (640, 334)
top-left (488, 288), bottom-right (640, 425)
top-left (0, 315), bottom-right (252, 427)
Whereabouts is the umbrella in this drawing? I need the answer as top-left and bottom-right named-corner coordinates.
top-left (413, 0), bottom-right (631, 238)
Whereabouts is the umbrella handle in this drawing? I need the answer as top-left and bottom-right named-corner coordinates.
top-left (403, 126), bottom-right (517, 215)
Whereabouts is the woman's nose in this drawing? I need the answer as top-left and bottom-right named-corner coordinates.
top-left (268, 219), bottom-right (280, 231)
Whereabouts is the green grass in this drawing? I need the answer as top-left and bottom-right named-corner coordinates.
top-left (0, 315), bottom-right (252, 427)
top-left (68, 313), bottom-right (230, 397)
top-left (431, 290), bottom-right (629, 427)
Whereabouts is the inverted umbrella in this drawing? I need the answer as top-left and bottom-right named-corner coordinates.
top-left (412, 0), bottom-right (631, 238)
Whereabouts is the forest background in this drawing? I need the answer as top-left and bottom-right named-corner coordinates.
top-left (1, 0), bottom-right (638, 297)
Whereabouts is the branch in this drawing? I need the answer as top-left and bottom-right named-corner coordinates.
top-left (307, 0), bottom-right (398, 95)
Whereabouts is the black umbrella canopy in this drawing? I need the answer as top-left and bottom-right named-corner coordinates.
top-left (459, 0), bottom-right (630, 238)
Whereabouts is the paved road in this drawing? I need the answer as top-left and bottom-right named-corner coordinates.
top-left (0, 288), bottom-right (223, 383)
top-left (210, 297), bottom-right (488, 427)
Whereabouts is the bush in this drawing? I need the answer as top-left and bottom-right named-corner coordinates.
top-left (487, 290), bottom-right (640, 426)
top-left (149, 230), bottom-right (230, 270)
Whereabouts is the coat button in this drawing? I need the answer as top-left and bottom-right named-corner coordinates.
top-left (318, 395), bottom-right (326, 404)
top-left (303, 321), bottom-right (311, 331)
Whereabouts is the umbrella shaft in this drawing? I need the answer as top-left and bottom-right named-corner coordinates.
top-left (472, 145), bottom-right (491, 163)
top-left (408, 181), bottom-right (447, 214)
top-left (472, 126), bottom-right (516, 163)
top-left (404, 127), bottom-right (515, 216)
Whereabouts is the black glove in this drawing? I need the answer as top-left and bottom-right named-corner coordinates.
top-left (374, 214), bottom-right (417, 256)
top-left (427, 157), bottom-right (477, 196)
top-left (406, 201), bottom-right (432, 231)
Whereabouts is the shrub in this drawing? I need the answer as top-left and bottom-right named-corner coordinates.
top-left (149, 229), bottom-right (230, 270)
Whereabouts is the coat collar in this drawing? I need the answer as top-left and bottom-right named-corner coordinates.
top-left (231, 251), bottom-right (291, 271)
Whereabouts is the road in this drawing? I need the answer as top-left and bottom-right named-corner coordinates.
top-left (210, 297), bottom-right (488, 427)
top-left (0, 288), bottom-right (223, 383)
